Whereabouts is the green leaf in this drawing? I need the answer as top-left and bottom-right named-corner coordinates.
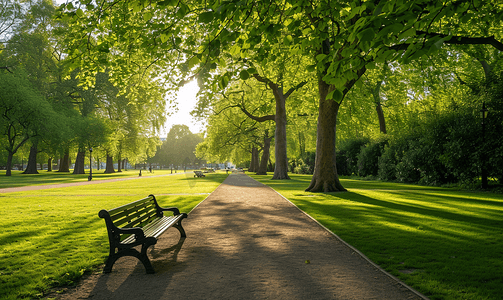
top-left (283, 35), bottom-right (293, 45)
top-left (199, 11), bottom-right (214, 23)
top-left (76, 8), bottom-right (84, 17)
top-left (143, 12), bottom-right (153, 21)
top-left (316, 54), bottom-right (327, 62)
top-left (306, 64), bottom-right (316, 72)
top-left (239, 70), bottom-right (250, 80)
top-left (247, 68), bottom-right (257, 74)
top-left (157, 0), bottom-right (178, 7)
top-left (220, 76), bottom-right (229, 89)
top-left (398, 28), bottom-right (416, 39)
top-left (357, 28), bottom-right (375, 43)
top-left (188, 56), bottom-right (200, 69)
top-left (160, 34), bottom-right (168, 43)
top-left (374, 3), bottom-right (384, 15)
top-left (332, 89), bottom-right (343, 102)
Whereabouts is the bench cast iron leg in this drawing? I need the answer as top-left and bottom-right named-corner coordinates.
top-left (103, 237), bottom-right (157, 274)
top-left (174, 223), bottom-right (186, 238)
top-left (139, 238), bottom-right (157, 274)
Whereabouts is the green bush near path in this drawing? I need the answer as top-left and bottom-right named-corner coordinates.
top-left (0, 172), bottom-right (227, 300)
top-left (251, 173), bottom-right (503, 300)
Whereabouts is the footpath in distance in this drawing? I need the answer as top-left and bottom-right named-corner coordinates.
top-left (55, 173), bottom-right (427, 300)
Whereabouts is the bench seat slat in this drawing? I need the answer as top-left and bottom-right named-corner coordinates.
top-left (121, 215), bottom-right (183, 244)
top-left (144, 215), bottom-right (183, 238)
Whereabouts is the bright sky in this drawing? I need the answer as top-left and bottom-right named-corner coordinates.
top-left (161, 80), bottom-right (205, 138)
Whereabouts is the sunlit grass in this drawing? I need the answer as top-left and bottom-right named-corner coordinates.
top-left (0, 169), bottom-right (196, 189)
top-left (0, 173), bottom-right (227, 299)
top-left (251, 173), bottom-right (503, 300)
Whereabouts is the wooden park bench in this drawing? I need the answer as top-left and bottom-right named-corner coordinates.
top-left (98, 194), bottom-right (187, 274)
top-left (194, 170), bottom-right (206, 177)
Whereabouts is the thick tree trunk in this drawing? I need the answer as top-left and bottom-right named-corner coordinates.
top-left (272, 90), bottom-right (290, 180)
top-left (6, 152), bottom-right (14, 176)
top-left (256, 132), bottom-right (272, 175)
top-left (47, 158), bottom-right (52, 172)
top-left (73, 150), bottom-right (86, 174)
top-left (306, 80), bottom-right (347, 192)
top-left (104, 154), bottom-right (115, 173)
top-left (253, 147), bottom-right (260, 171)
top-left (58, 151), bottom-right (70, 172)
top-left (23, 144), bottom-right (39, 174)
top-left (117, 153), bottom-right (122, 172)
top-left (249, 146), bottom-right (259, 172)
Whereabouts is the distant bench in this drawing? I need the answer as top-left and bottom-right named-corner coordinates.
top-left (98, 194), bottom-right (187, 274)
top-left (194, 170), bottom-right (206, 177)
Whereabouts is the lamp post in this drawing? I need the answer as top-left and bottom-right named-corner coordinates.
top-left (480, 103), bottom-right (489, 189)
top-left (88, 148), bottom-right (93, 181)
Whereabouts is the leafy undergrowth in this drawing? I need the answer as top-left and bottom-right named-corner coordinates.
top-left (0, 173), bottom-right (227, 299)
top-left (251, 173), bottom-right (503, 300)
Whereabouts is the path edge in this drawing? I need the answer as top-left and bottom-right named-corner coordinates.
top-left (259, 177), bottom-right (430, 300)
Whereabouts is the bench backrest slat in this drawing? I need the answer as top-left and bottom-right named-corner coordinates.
top-left (107, 196), bottom-right (160, 228)
top-left (110, 201), bottom-right (154, 222)
top-left (115, 206), bottom-right (158, 228)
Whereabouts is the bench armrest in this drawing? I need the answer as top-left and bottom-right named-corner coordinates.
top-left (159, 206), bottom-right (182, 215)
top-left (148, 194), bottom-right (186, 217)
top-left (116, 226), bottom-right (146, 240)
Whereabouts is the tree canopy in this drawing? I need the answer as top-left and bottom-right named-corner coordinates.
top-left (47, 0), bottom-right (503, 190)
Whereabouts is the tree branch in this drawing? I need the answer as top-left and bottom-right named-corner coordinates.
top-left (0, 66), bottom-right (13, 73)
top-left (284, 81), bottom-right (308, 98)
top-left (239, 104), bottom-right (275, 122)
top-left (391, 31), bottom-right (503, 52)
top-left (421, 31), bottom-right (503, 51)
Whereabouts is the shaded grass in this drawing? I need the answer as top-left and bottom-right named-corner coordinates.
top-left (251, 173), bottom-right (503, 300)
top-left (0, 173), bottom-right (227, 299)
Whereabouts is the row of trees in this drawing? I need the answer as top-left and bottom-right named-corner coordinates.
top-left (1, 0), bottom-right (169, 176)
top-left (150, 125), bottom-right (203, 169)
top-left (61, 0), bottom-right (502, 191)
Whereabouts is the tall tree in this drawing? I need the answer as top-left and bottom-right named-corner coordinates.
top-left (0, 70), bottom-right (59, 176)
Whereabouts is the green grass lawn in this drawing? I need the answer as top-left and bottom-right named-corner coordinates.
top-left (250, 173), bottom-right (503, 300)
top-left (0, 169), bottom-right (194, 189)
top-left (0, 171), bottom-right (227, 299)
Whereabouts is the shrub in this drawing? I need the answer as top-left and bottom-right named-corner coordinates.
top-left (357, 138), bottom-right (388, 177)
top-left (290, 152), bottom-right (316, 175)
top-left (336, 138), bottom-right (369, 176)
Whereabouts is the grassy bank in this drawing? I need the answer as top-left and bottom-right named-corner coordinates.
top-left (0, 172), bottom-right (227, 299)
top-left (251, 173), bottom-right (503, 300)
